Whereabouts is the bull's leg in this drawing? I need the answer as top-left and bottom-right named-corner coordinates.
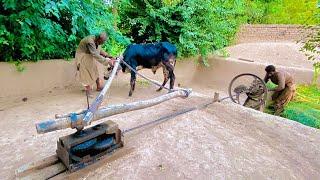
top-left (132, 76), bottom-right (136, 91)
top-left (129, 66), bottom-right (137, 96)
top-left (157, 65), bottom-right (169, 92)
top-left (169, 70), bottom-right (175, 91)
top-left (163, 61), bottom-right (175, 91)
top-left (151, 64), bottom-right (161, 74)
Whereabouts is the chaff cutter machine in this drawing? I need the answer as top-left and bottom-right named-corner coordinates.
top-left (16, 89), bottom-right (192, 179)
top-left (56, 120), bottom-right (123, 172)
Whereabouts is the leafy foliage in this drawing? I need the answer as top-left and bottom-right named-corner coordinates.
top-left (263, 0), bottom-right (319, 25)
top-left (118, 0), bottom-right (247, 65)
top-left (243, 0), bottom-right (271, 24)
top-left (0, 0), bottom-right (129, 62)
top-left (1, 0), bottom-right (318, 65)
top-left (245, 0), bottom-right (319, 25)
top-left (300, 28), bottom-right (320, 84)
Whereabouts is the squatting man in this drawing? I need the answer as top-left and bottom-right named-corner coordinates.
top-left (264, 65), bottom-right (296, 115)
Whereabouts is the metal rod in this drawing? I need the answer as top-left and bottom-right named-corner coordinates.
top-left (86, 91), bottom-right (90, 110)
top-left (123, 97), bottom-right (220, 134)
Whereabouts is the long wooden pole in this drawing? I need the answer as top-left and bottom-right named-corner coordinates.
top-left (36, 89), bottom-right (191, 134)
top-left (81, 56), bottom-right (121, 128)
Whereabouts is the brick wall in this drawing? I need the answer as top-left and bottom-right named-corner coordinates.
top-left (235, 24), bottom-right (317, 44)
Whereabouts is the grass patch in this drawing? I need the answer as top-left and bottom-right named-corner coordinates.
top-left (266, 81), bottom-right (278, 89)
top-left (264, 84), bottom-right (320, 129)
top-left (136, 79), bottom-right (151, 87)
top-left (282, 85), bottom-right (320, 129)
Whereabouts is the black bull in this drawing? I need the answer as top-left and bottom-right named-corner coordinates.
top-left (105, 42), bottom-right (177, 96)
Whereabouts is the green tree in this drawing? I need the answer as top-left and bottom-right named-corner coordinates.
top-left (301, 28), bottom-right (320, 84)
top-left (265, 0), bottom-right (319, 25)
top-left (0, 0), bottom-right (129, 62)
top-left (118, 0), bottom-right (247, 65)
top-left (245, 0), bottom-right (319, 25)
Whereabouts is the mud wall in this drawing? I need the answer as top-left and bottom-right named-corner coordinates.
top-left (0, 60), bottom-right (78, 98)
top-left (235, 24), bottom-right (315, 44)
top-left (191, 56), bottom-right (318, 92)
top-left (0, 58), bottom-right (318, 98)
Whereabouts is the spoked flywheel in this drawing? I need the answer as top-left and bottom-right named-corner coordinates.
top-left (228, 73), bottom-right (268, 111)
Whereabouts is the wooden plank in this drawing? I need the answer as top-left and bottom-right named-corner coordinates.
top-left (16, 146), bottom-right (133, 179)
top-left (15, 155), bottom-right (60, 177)
top-left (52, 146), bottom-right (134, 179)
top-left (18, 162), bottom-right (66, 180)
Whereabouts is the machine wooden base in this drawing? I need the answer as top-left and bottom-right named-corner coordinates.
top-left (56, 120), bottom-right (123, 172)
top-left (16, 121), bottom-right (124, 179)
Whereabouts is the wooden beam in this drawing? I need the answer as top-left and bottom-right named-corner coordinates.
top-left (15, 155), bottom-right (65, 178)
top-left (82, 56), bottom-right (122, 127)
top-left (36, 89), bottom-right (192, 134)
top-left (19, 163), bottom-right (65, 179)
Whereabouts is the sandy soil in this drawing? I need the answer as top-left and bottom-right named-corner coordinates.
top-left (227, 42), bottom-right (315, 69)
top-left (87, 102), bottom-right (320, 180)
top-left (0, 75), bottom-right (319, 179)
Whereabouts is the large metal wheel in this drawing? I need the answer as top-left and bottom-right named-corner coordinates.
top-left (228, 73), bottom-right (268, 109)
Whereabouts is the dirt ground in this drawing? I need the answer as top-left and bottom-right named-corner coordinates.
top-left (0, 43), bottom-right (319, 179)
top-left (0, 76), bottom-right (319, 179)
top-left (227, 42), bottom-right (315, 69)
